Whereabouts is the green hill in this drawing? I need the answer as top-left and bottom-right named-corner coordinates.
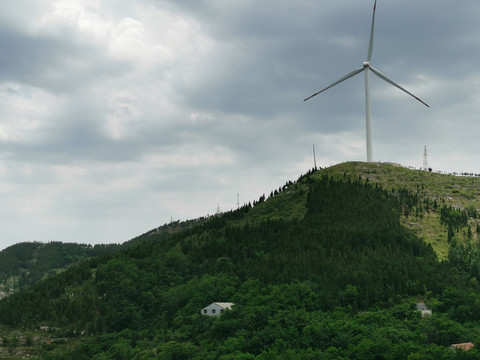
top-left (320, 162), bottom-right (480, 259)
top-left (0, 242), bottom-right (120, 298)
top-left (1, 162), bottom-right (480, 359)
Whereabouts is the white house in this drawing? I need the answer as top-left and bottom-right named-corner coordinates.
top-left (201, 302), bottom-right (234, 316)
top-left (416, 302), bottom-right (432, 317)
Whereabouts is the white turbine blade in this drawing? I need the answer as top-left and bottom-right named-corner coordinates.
top-left (369, 66), bottom-right (430, 107)
top-left (367, 0), bottom-right (378, 62)
top-left (303, 67), bottom-right (364, 102)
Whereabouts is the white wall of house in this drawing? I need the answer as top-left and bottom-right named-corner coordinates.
top-left (201, 302), bottom-right (234, 316)
top-left (421, 309), bottom-right (432, 317)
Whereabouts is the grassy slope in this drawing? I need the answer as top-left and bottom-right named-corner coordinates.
top-left (319, 162), bottom-right (480, 259)
top-left (234, 161), bottom-right (480, 259)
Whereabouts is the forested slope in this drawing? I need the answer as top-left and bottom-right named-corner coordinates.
top-left (322, 162), bottom-right (480, 258)
top-left (0, 165), bottom-right (480, 359)
top-left (0, 242), bottom-right (119, 297)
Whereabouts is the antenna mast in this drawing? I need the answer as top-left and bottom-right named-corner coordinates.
top-left (313, 144), bottom-right (317, 170)
top-left (423, 146), bottom-right (428, 171)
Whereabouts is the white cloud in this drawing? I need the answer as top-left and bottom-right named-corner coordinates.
top-left (0, 83), bottom-right (58, 142)
top-left (110, 17), bottom-right (145, 59)
top-left (1, 0), bottom-right (480, 249)
top-left (39, 1), bottom-right (110, 44)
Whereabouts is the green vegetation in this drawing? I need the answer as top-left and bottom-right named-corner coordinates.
top-left (1, 162), bottom-right (480, 358)
top-left (0, 242), bottom-right (120, 297)
top-left (320, 162), bottom-right (480, 258)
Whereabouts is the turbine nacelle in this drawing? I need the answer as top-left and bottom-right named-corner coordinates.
top-left (363, 61), bottom-right (371, 68)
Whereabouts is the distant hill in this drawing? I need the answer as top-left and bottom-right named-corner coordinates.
top-left (0, 241), bottom-right (120, 298)
top-left (1, 162), bottom-right (480, 359)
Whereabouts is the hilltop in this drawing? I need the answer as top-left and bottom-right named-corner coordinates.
top-left (222, 161), bottom-right (480, 259)
top-left (321, 162), bottom-right (480, 259)
top-left (1, 162), bottom-right (480, 359)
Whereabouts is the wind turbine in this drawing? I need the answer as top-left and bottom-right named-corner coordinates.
top-left (304, 0), bottom-right (429, 162)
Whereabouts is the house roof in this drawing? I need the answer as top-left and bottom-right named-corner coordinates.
top-left (416, 302), bottom-right (429, 311)
top-left (451, 342), bottom-right (474, 351)
top-left (211, 302), bottom-right (234, 309)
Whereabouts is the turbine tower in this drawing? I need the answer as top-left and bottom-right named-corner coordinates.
top-left (304, 0), bottom-right (429, 162)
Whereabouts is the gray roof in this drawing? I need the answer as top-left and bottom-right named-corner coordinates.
top-left (416, 303), bottom-right (429, 311)
top-left (211, 302), bottom-right (234, 309)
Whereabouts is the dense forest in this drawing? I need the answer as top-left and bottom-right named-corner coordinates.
top-left (0, 242), bottom-right (120, 296)
top-left (1, 165), bottom-right (480, 358)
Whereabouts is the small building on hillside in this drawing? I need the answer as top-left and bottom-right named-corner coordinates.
top-left (451, 342), bottom-right (474, 351)
top-left (201, 302), bottom-right (234, 316)
top-left (416, 302), bottom-right (432, 317)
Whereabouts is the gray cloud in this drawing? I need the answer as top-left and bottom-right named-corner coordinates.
top-left (0, 0), bottom-right (479, 249)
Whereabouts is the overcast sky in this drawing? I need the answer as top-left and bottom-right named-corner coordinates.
top-left (0, 0), bottom-right (479, 249)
